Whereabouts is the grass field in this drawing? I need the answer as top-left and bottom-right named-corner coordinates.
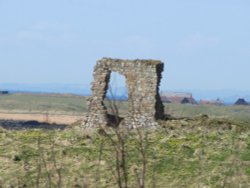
top-left (1, 93), bottom-right (250, 187)
top-left (0, 93), bottom-right (87, 115)
top-left (0, 93), bottom-right (249, 122)
top-left (165, 103), bottom-right (250, 123)
top-left (1, 117), bottom-right (250, 187)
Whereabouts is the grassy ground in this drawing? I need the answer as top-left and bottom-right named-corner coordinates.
top-left (1, 117), bottom-right (250, 187)
top-left (1, 93), bottom-right (250, 187)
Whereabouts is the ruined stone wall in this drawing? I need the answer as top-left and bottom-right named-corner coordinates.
top-left (85, 58), bottom-right (164, 128)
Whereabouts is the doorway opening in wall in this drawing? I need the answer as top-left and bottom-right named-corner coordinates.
top-left (104, 71), bottom-right (128, 126)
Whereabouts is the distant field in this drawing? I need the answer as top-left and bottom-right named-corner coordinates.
top-left (165, 104), bottom-right (250, 122)
top-left (0, 93), bottom-right (88, 124)
top-left (0, 93), bottom-right (88, 115)
top-left (0, 93), bottom-right (250, 123)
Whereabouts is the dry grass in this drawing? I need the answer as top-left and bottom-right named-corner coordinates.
top-left (1, 117), bottom-right (250, 187)
top-left (1, 93), bottom-right (250, 187)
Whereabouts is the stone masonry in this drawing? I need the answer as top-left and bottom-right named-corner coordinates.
top-left (84, 58), bottom-right (164, 128)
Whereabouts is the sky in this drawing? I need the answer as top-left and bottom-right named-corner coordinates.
top-left (0, 0), bottom-right (250, 91)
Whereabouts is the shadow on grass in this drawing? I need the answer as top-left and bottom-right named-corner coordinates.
top-left (0, 120), bottom-right (67, 130)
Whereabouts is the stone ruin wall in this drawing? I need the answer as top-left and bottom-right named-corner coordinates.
top-left (85, 58), bottom-right (164, 128)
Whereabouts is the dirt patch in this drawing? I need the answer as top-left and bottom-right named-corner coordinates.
top-left (0, 112), bottom-right (85, 125)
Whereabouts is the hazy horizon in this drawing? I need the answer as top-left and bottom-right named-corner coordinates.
top-left (1, 82), bottom-right (250, 104)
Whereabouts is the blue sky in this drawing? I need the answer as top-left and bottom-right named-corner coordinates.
top-left (0, 0), bottom-right (250, 91)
